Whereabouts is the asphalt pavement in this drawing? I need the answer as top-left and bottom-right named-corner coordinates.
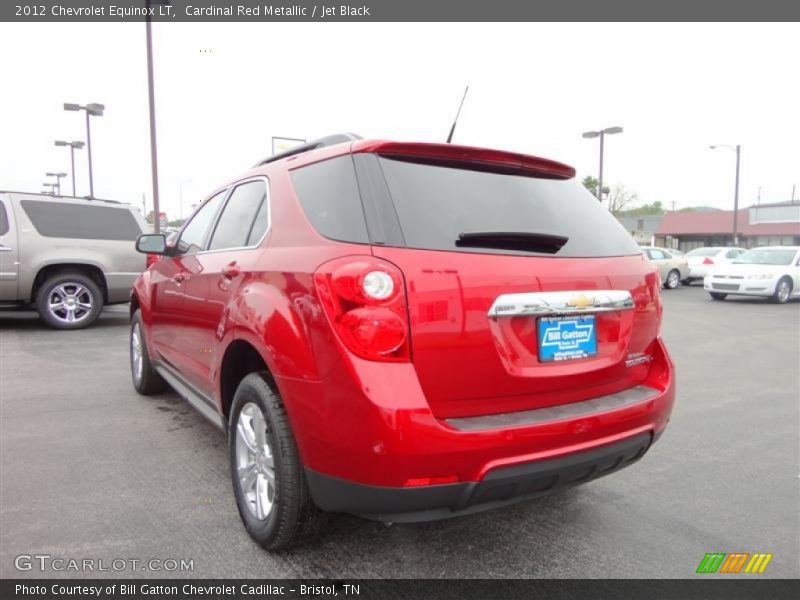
top-left (1, 287), bottom-right (798, 578)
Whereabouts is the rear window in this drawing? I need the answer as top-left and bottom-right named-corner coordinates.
top-left (20, 200), bottom-right (142, 241)
top-left (686, 248), bottom-right (720, 257)
top-left (290, 156), bottom-right (369, 244)
top-left (376, 157), bottom-right (641, 257)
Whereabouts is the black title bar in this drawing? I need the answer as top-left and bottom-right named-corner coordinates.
top-left (3, 0), bottom-right (800, 22)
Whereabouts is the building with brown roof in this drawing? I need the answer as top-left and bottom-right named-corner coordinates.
top-left (654, 201), bottom-right (800, 251)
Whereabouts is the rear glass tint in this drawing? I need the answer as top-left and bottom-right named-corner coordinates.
top-left (20, 200), bottom-right (142, 241)
top-left (376, 157), bottom-right (641, 257)
top-left (290, 156), bottom-right (369, 244)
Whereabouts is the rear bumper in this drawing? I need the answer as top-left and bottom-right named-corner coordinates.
top-left (279, 336), bottom-right (675, 513)
top-left (688, 265), bottom-right (711, 279)
top-left (306, 432), bottom-right (653, 522)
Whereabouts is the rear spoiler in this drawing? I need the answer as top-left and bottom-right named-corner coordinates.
top-left (352, 140), bottom-right (576, 180)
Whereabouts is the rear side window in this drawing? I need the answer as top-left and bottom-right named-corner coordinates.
top-left (0, 202), bottom-right (8, 236)
top-left (20, 200), bottom-right (142, 241)
top-left (376, 157), bottom-right (641, 257)
top-left (208, 180), bottom-right (268, 250)
top-left (290, 156), bottom-right (369, 244)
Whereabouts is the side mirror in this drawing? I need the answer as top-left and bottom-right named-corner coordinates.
top-left (136, 233), bottom-right (167, 255)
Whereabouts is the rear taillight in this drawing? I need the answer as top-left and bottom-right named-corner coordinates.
top-left (314, 257), bottom-right (410, 362)
top-left (702, 257), bottom-right (714, 265)
top-left (146, 254), bottom-right (160, 268)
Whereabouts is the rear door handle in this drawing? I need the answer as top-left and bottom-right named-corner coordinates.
top-left (221, 262), bottom-right (240, 279)
top-left (0, 245), bottom-right (12, 252)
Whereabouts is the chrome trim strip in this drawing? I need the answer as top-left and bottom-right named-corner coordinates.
top-left (444, 385), bottom-right (658, 432)
top-left (488, 289), bottom-right (634, 317)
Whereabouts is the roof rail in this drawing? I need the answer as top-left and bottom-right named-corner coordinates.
top-left (0, 190), bottom-right (125, 204)
top-left (253, 133), bottom-right (362, 167)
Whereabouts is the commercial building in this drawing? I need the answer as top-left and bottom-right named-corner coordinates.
top-left (653, 201), bottom-right (800, 251)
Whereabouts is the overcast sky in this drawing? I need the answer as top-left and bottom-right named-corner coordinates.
top-left (1, 22), bottom-right (798, 219)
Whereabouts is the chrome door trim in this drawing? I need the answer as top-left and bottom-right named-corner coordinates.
top-left (488, 290), bottom-right (634, 317)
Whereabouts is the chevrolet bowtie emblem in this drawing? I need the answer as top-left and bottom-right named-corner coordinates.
top-left (567, 294), bottom-right (595, 309)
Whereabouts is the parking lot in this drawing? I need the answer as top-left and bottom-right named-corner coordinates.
top-left (1, 286), bottom-right (798, 579)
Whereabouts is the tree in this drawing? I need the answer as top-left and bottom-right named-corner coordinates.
top-left (618, 201), bottom-right (664, 217)
top-left (582, 176), bottom-right (599, 198)
top-left (606, 185), bottom-right (639, 215)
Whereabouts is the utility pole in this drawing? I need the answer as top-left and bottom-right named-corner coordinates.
top-left (709, 144), bottom-right (742, 245)
top-left (733, 144), bottom-right (741, 245)
top-left (146, 0), bottom-right (161, 233)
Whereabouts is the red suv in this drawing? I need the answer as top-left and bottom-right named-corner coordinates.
top-left (131, 134), bottom-right (675, 549)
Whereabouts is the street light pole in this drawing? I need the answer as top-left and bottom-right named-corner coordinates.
top-left (582, 126), bottom-right (623, 202)
top-left (45, 172), bottom-right (67, 196)
top-left (64, 103), bottom-right (104, 198)
top-left (598, 131), bottom-right (605, 204)
top-left (55, 141), bottom-right (85, 196)
top-left (146, 0), bottom-right (161, 233)
top-left (710, 144), bottom-right (742, 245)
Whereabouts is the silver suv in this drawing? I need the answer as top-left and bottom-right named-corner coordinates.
top-left (0, 191), bottom-right (148, 329)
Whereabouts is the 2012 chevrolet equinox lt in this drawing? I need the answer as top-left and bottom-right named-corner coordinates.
top-left (130, 134), bottom-right (675, 549)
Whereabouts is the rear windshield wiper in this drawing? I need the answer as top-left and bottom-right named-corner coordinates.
top-left (456, 231), bottom-right (568, 254)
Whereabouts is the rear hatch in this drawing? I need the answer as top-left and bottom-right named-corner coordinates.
top-left (293, 142), bottom-right (662, 419)
top-left (355, 144), bottom-right (660, 419)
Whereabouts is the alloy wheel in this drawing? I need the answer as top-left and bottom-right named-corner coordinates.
top-left (46, 282), bottom-right (94, 324)
top-left (778, 280), bottom-right (791, 303)
top-left (235, 402), bottom-right (275, 521)
top-left (131, 323), bottom-right (144, 384)
top-left (667, 271), bottom-right (679, 289)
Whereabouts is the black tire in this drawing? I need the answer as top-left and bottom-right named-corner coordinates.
top-left (36, 272), bottom-right (104, 330)
top-left (130, 309), bottom-right (167, 395)
top-left (664, 270), bottom-right (680, 290)
top-left (771, 277), bottom-right (793, 304)
top-left (709, 292), bottom-right (727, 301)
top-left (229, 373), bottom-right (324, 550)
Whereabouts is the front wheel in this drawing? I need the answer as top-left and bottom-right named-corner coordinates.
top-left (771, 277), bottom-right (792, 304)
top-left (665, 270), bottom-right (680, 290)
top-left (709, 292), bottom-right (727, 301)
top-left (229, 373), bottom-right (324, 550)
top-left (36, 272), bottom-right (103, 329)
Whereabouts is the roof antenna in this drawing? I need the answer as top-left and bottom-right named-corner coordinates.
top-left (446, 85), bottom-right (469, 144)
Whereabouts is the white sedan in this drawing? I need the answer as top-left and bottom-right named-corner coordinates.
top-left (683, 246), bottom-right (747, 284)
top-left (704, 246), bottom-right (800, 303)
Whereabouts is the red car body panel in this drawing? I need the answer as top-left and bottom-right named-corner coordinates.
top-left (132, 137), bottom-right (675, 517)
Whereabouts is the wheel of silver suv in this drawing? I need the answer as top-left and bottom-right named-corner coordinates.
top-left (46, 281), bottom-right (94, 324)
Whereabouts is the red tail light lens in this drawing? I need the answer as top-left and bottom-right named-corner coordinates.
top-left (702, 257), bottom-right (714, 265)
top-left (146, 254), bottom-right (160, 268)
top-left (314, 257), bottom-right (410, 362)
